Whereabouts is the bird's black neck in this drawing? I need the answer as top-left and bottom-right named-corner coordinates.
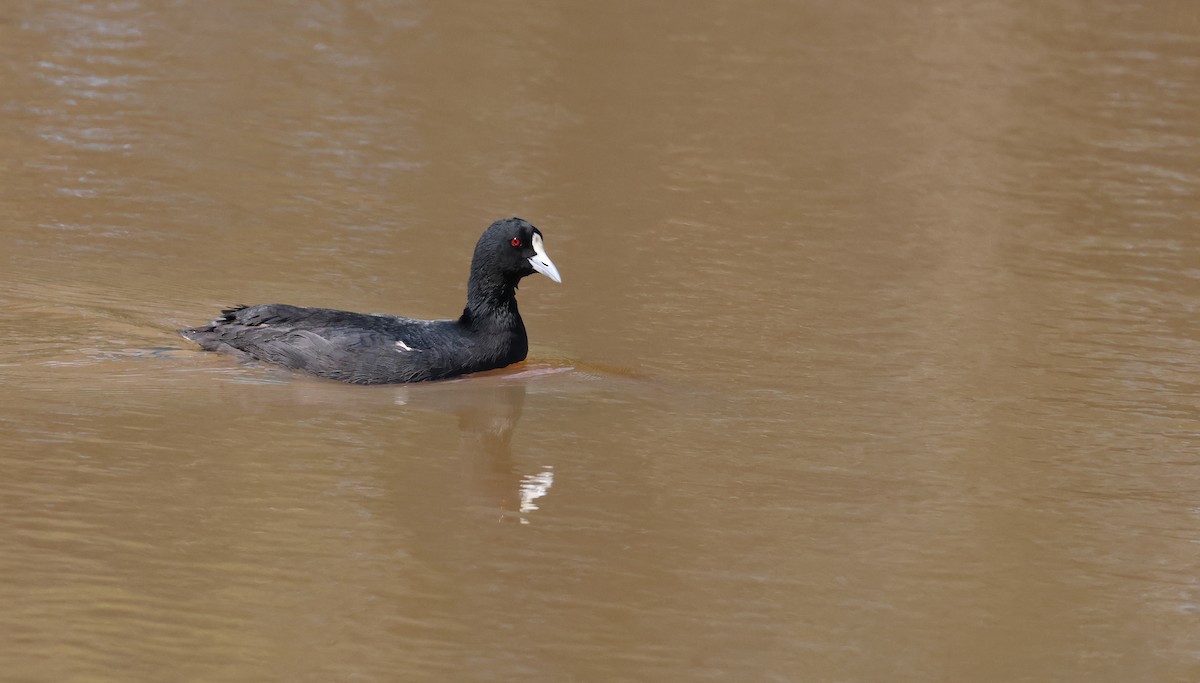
top-left (458, 272), bottom-right (529, 365)
top-left (461, 271), bottom-right (522, 331)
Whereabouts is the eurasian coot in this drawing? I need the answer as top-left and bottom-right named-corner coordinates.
top-left (179, 217), bottom-right (561, 384)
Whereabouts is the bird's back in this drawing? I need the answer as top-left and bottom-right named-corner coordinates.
top-left (180, 304), bottom-right (507, 384)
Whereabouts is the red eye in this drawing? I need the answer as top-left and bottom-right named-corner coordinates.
top-left (511, 237), bottom-right (522, 247)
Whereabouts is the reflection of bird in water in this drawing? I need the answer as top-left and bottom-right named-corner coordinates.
top-left (263, 364), bottom-right (573, 523)
top-left (406, 369), bottom-right (561, 524)
top-left (514, 468), bottom-right (555, 524)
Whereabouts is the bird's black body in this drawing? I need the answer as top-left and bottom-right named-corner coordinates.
top-left (179, 218), bottom-right (561, 384)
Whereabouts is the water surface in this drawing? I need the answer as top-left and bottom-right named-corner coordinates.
top-left (2, 1), bottom-right (1199, 681)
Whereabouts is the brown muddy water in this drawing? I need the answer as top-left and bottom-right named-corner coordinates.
top-left (2, 2), bottom-right (1200, 682)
